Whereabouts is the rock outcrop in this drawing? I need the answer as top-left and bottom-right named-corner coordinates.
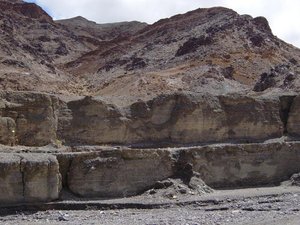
top-left (0, 91), bottom-right (291, 147)
top-left (0, 91), bottom-right (59, 146)
top-left (1, 0), bottom-right (300, 207)
top-left (1, 139), bottom-right (300, 204)
top-left (0, 153), bottom-right (61, 204)
top-left (58, 93), bottom-right (283, 146)
top-left (184, 142), bottom-right (300, 188)
top-left (287, 95), bottom-right (300, 136)
top-left (59, 149), bottom-right (174, 197)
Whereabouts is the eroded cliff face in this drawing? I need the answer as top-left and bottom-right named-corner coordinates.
top-left (0, 91), bottom-right (300, 204)
top-left (1, 1), bottom-right (300, 206)
top-left (0, 91), bottom-right (292, 147)
top-left (56, 93), bottom-right (283, 146)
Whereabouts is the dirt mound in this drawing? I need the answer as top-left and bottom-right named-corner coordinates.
top-left (143, 175), bottom-right (213, 200)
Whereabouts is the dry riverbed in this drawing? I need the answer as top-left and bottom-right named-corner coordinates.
top-left (1, 185), bottom-right (300, 225)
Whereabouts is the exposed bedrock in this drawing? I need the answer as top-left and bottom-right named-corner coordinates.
top-left (0, 142), bottom-right (300, 203)
top-left (0, 91), bottom-right (59, 146)
top-left (0, 153), bottom-right (61, 204)
top-left (56, 148), bottom-right (174, 197)
top-left (59, 93), bottom-right (284, 146)
top-left (53, 142), bottom-right (300, 198)
top-left (183, 142), bottom-right (300, 188)
top-left (287, 95), bottom-right (300, 136)
top-left (1, 91), bottom-right (298, 147)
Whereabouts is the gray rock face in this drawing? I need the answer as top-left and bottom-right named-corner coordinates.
top-left (185, 142), bottom-right (300, 188)
top-left (1, 141), bottom-right (300, 202)
top-left (60, 97), bottom-right (128, 145)
top-left (0, 91), bottom-right (288, 147)
top-left (0, 154), bottom-right (23, 203)
top-left (20, 154), bottom-right (61, 202)
top-left (0, 116), bottom-right (16, 145)
top-left (0, 91), bottom-right (59, 146)
top-left (59, 93), bottom-right (283, 146)
top-left (287, 95), bottom-right (300, 136)
top-left (0, 153), bottom-right (61, 204)
top-left (55, 141), bottom-right (300, 198)
top-left (60, 149), bottom-right (174, 197)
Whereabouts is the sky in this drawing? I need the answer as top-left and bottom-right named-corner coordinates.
top-left (24, 0), bottom-right (300, 48)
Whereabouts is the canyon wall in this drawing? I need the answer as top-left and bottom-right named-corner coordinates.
top-left (1, 91), bottom-right (300, 205)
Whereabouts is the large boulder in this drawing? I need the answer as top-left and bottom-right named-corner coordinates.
top-left (20, 154), bottom-right (61, 202)
top-left (0, 153), bottom-right (61, 204)
top-left (0, 154), bottom-right (23, 204)
top-left (63, 148), bottom-right (175, 197)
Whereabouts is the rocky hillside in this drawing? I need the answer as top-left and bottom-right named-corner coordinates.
top-left (0, 0), bottom-right (300, 101)
top-left (0, 0), bottom-right (146, 95)
top-left (2, 1), bottom-right (300, 207)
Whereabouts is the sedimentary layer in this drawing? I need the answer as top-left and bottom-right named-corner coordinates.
top-left (1, 141), bottom-right (300, 205)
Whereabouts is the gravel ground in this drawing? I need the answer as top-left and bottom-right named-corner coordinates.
top-left (1, 186), bottom-right (300, 225)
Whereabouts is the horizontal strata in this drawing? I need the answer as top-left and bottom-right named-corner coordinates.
top-left (1, 91), bottom-right (300, 147)
top-left (0, 141), bottom-right (300, 205)
top-left (1, 91), bottom-right (300, 205)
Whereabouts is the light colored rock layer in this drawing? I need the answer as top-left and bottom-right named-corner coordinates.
top-left (59, 93), bottom-right (283, 145)
top-left (0, 153), bottom-right (61, 204)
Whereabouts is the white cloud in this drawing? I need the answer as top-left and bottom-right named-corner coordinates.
top-left (32, 0), bottom-right (300, 47)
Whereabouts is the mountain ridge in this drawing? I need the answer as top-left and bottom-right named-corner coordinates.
top-left (0, 0), bottom-right (299, 102)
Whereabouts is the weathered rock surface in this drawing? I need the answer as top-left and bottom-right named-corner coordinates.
top-left (20, 154), bottom-right (61, 202)
top-left (0, 0), bottom-right (300, 207)
top-left (56, 141), bottom-right (300, 197)
top-left (0, 116), bottom-right (16, 145)
top-left (1, 141), bottom-right (300, 202)
top-left (287, 95), bottom-right (300, 136)
top-left (59, 93), bottom-right (283, 146)
top-left (59, 96), bottom-right (128, 145)
top-left (0, 91), bottom-right (59, 146)
top-left (184, 142), bottom-right (300, 188)
top-left (60, 149), bottom-right (174, 197)
top-left (0, 91), bottom-right (296, 148)
top-left (0, 153), bottom-right (61, 204)
top-left (0, 153), bottom-right (23, 204)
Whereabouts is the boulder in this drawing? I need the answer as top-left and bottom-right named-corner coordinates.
top-left (290, 173), bottom-right (300, 186)
top-left (20, 154), bottom-right (61, 202)
top-left (0, 154), bottom-right (23, 204)
top-left (66, 149), bottom-right (175, 197)
top-left (0, 153), bottom-right (61, 204)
